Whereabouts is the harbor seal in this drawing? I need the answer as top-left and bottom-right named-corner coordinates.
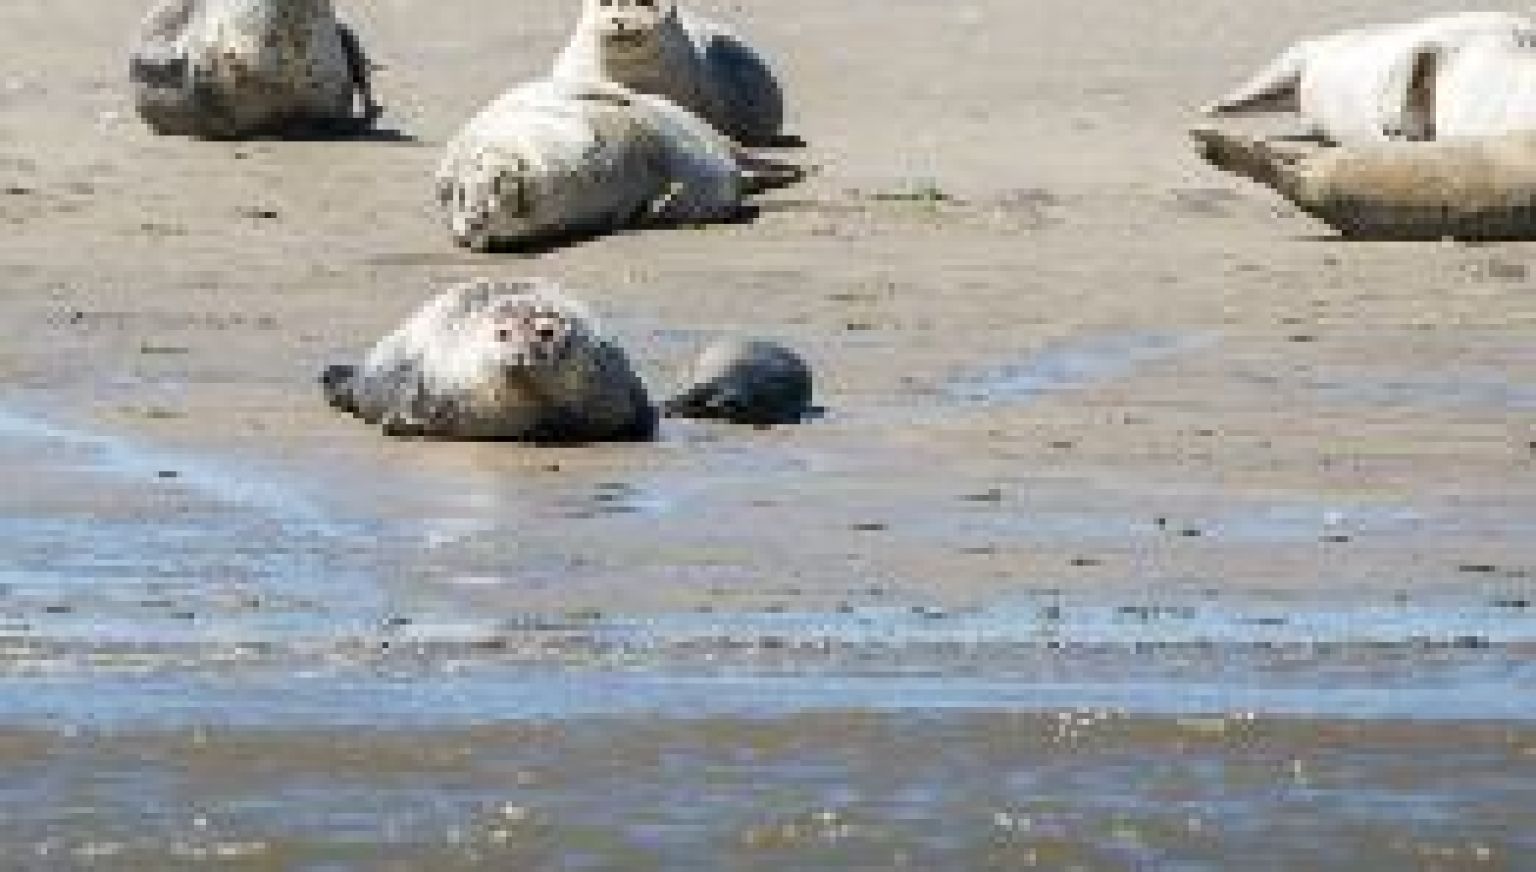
top-left (130, 0), bottom-right (381, 139)
top-left (321, 279), bottom-right (656, 442)
top-left (435, 77), bottom-right (802, 251)
top-left (1204, 11), bottom-right (1536, 145)
top-left (664, 338), bottom-right (813, 425)
top-left (552, 0), bottom-right (786, 145)
top-left (1193, 126), bottom-right (1536, 240)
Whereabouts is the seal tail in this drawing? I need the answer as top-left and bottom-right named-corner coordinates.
top-left (1190, 127), bottom-right (1308, 202)
top-left (320, 364), bottom-right (361, 415)
top-left (735, 152), bottom-right (810, 195)
top-left (1202, 41), bottom-right (1309, 116)
top-left (336, 22), bottom-right (383, 129)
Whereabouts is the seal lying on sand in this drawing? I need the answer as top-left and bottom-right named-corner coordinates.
top-left (321, 279), bottom-right (656, 442)
top-left (1204, 12), bottom-right (1536, 145)
top-left (1194, 126), bottom-right (1536, 240)
top-left (131, 0), bottom-right (381, 139)
top-left (435, 78), bottom-right (801, 251)
top-left (552, 0), bottom-right (786, 145)
top-left (664, 338), bottom-right (813, 425)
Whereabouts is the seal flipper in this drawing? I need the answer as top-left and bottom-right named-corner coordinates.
top-left (320, 364), bottom-right (360, 415)
top-left (1203, 40), bottom-right (1311, 116)
top-left (336, 21), bottom-right (382, 129)
top-left (734, 150), bottom-right (807, 195)
top-left (1190, 127), bottom-right (1309, 197)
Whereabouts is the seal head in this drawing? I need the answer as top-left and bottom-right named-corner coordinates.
top-left (665, 338), bottom-right (813, 426)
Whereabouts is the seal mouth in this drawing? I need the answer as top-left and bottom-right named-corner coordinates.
top-left (602, 31), bottom-right (651, 50)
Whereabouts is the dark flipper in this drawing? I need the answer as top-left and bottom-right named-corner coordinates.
top-left (736, 152), bottom-right (808, 195)
top-left (336, 22), bottom-right (382, 129)
top-left (1190, 127), bottom-right (1310, 195)
top-left (320, 364), bottom-right (360, 415)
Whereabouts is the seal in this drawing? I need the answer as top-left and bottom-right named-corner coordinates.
top-left (130, 0), bottom-right (381, 139)
top-left (664, 338), bottom-right (813, 425)
top-left (321, 278), bottom-right (656, 442)
top-left (435, 77), bottom-right (801, 251)
top-left (1193, 126), bottom-right (1536, 240)
top-left (552, 0), bottom-right (786, 145)
top-left (1204, 12), bottom-right (1536, 145)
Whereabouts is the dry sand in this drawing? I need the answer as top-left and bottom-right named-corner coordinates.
top-left (0, 0), bottom-right (1533, 865)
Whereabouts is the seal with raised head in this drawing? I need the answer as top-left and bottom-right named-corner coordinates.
top-left (1204, 12), bottom-right (1536, 145)
top-left (664, 338), bottom-right (813, 426)
top-left (552, 0), bottom-right (786, 145)
top-left (435, 77), bottom-right (801, 251)
top-left (130, 0), bottom-right (381, 139)
top-left (1193, 126), bottom-right (1536, 240)
top-left (321, 279), bottom-right (656, 442)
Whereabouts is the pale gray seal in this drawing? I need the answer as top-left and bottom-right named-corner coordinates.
top-left (1194, 126), bottom-right (1536, 240)
top-left (435, 78), bottom-right (801, 251)
top-left (552, 0), bottom-right (786, 145)
top-left (1204, 12), bottom-right (1536, 145)
top-left (131, 0), bottom-right (381, 139)
top-left (322, 279), bottom-right (656, 442)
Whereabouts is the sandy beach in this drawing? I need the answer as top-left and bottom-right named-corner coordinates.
top-left (1, 0), bottom-right (1533, 865)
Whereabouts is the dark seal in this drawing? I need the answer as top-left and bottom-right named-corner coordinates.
top-left (664, 338), bottom-right (813, 425)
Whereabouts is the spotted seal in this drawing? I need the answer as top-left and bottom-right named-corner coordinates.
top-left (552, 0), bottom-right (786, 145)
top-left (1194, 126), bottom-right (1536, 240)
top-left (130, 0), bottom-right (381, 139)
top-left (1204, 12), bottom-right (1536, 144)
top-left (321, 279), bottom-right (656, 442)
top-left (435, 77), bottom-right (801, 251)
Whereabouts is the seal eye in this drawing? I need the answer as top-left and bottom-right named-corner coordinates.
top-left (494, 328), bottom-right (513, 342)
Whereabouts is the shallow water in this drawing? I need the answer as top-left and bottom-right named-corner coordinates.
top-left (1, 400), bottom-right (1532, 866)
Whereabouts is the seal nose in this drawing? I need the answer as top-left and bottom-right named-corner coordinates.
top-left (535, 325), bottom-right (557, 342)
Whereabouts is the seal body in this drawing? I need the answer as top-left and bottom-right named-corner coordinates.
top-left (434, 78), bottom-right (748, 251)
top-left (664, 339), bottom-right (813, 425)
top-left (131, 0), bottom-right (379, 139)
top-left (1194, 127), bottom-right (1536, 240)
top-left (322, 279), bottom-right (656, 442)
top-left (552, 0), bottom-right (785, 145)
top-left (1205, 12), bottom-right (1536, 145)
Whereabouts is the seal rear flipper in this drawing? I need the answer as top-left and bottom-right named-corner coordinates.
top-left (320, 364), bottom-right (360, 415)
top-left (735, 152), bottom-right (807, 195)
top-left (1191, 127), bottom-right (1310, 197)
top-left (1203, 41), bottom-right (1311, 116)
top-left (336, 22), bottom-right (383, 130)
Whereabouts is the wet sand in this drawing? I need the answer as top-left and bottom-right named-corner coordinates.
top-left (1, 0), bottom-right (1535, 866)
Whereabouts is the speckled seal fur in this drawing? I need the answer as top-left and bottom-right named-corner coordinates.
top-left (321, 278), bottom-right (656, 443)
top-left (552, 0), bottom-right (785, 145)
top-left (435, 78), bottom-right (800, 251)
top-left (131, 0), bottom-right (380, 139)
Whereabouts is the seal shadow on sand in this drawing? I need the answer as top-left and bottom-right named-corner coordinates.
top-left (246, 124), bottom-right (420, 144)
